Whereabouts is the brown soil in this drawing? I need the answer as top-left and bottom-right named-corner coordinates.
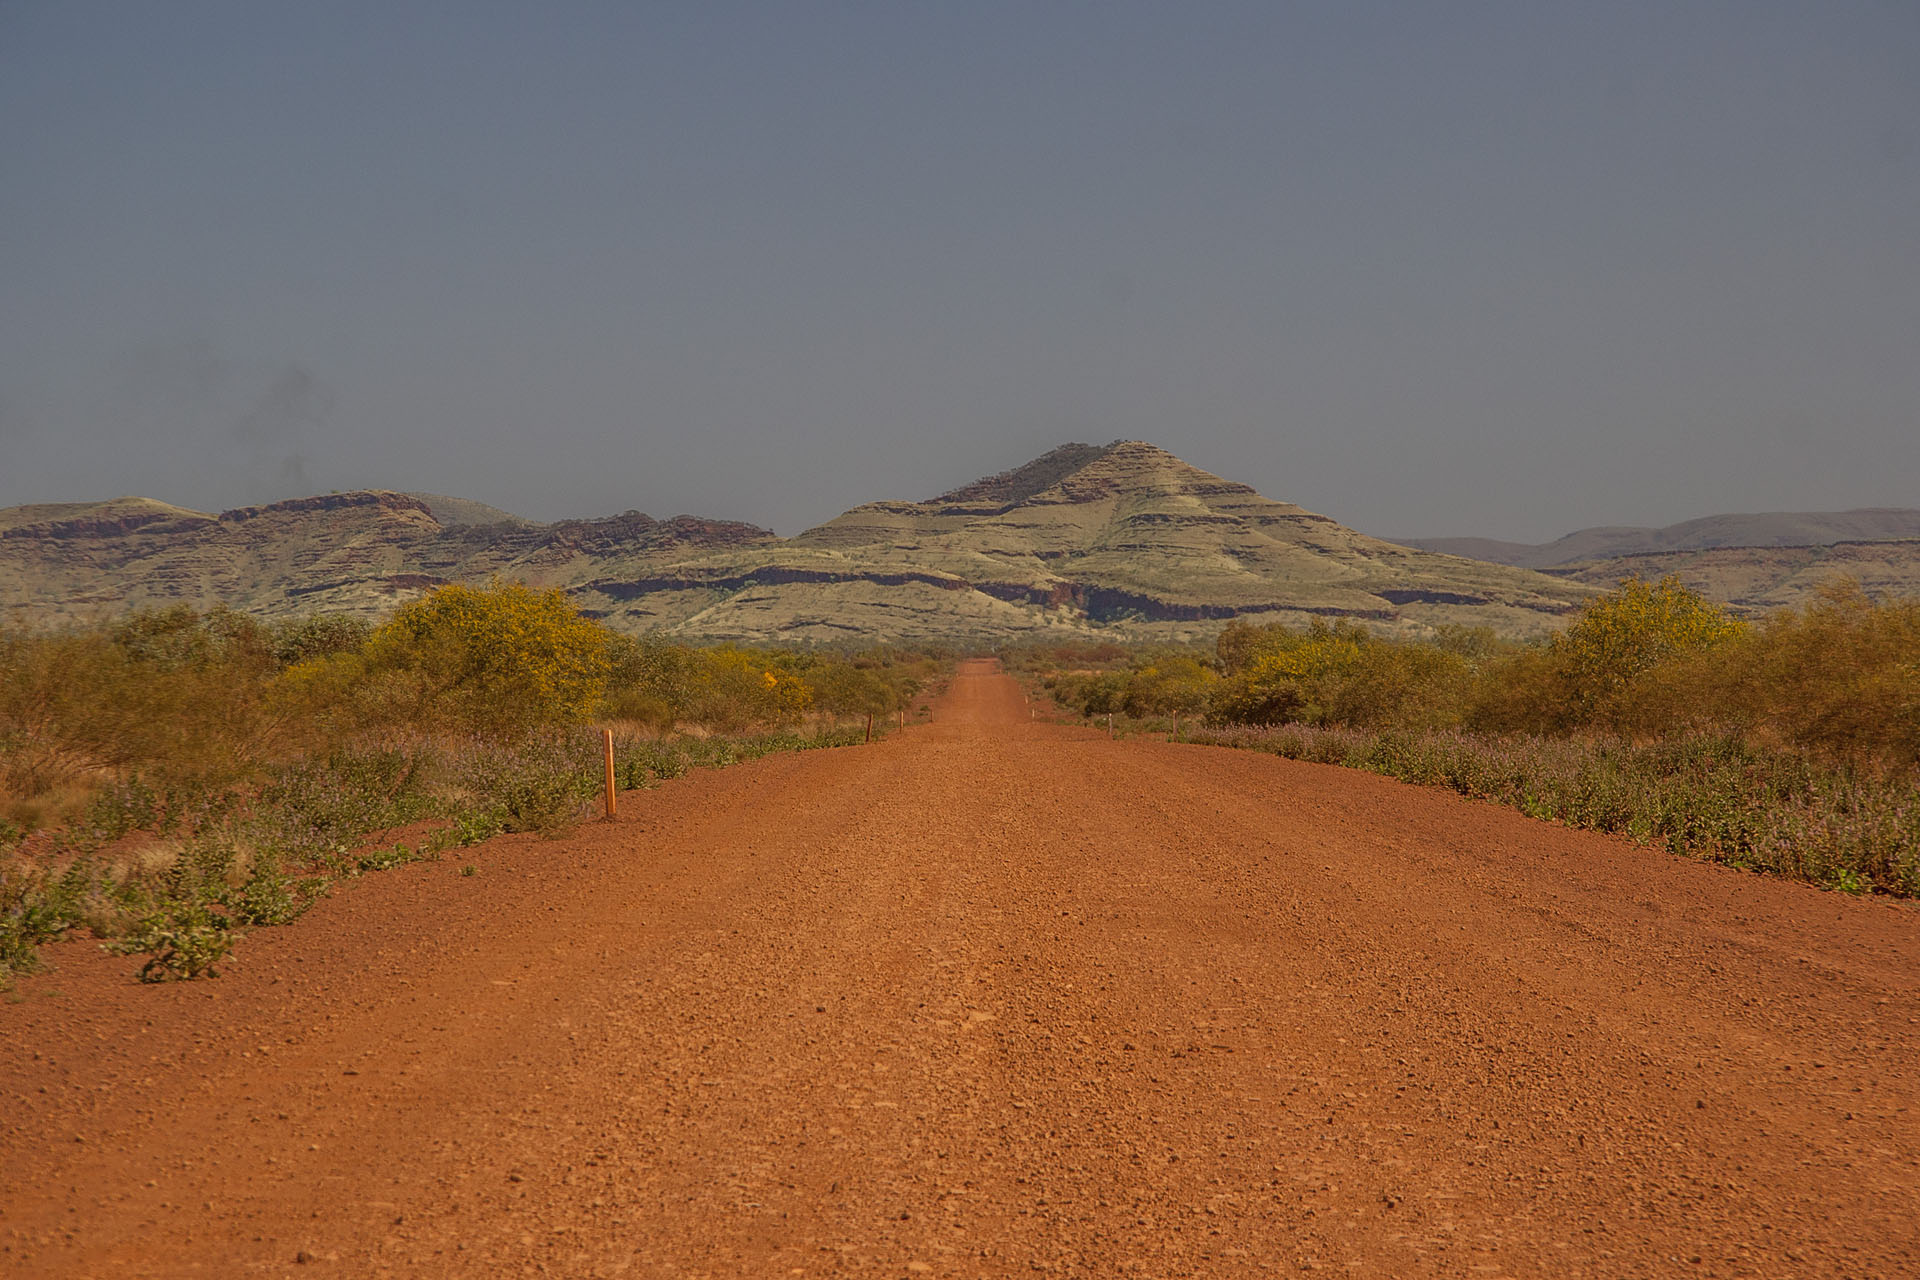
top-left (3, 660), bottom-right (1916, 1278)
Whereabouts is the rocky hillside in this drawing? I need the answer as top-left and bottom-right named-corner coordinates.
top-left (571, 443), bottom-right (1593, 641)
top-left (1548, 541), bottom-right (1920, 615)
top-left (1402, 507), bottom-right (1920, 615)
top-left (2, 443), bottom-right (1596, 641)
top-left (1404, 508), bottom-right (1920, 569)
top-left (0, 491), bottom-right (775, 626)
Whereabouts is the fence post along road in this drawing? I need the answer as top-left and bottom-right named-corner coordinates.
top-left (601, 726), bottom-right (616, 820)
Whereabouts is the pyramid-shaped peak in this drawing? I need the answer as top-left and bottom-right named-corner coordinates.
top-left (1037, 439), bottom-right (1260, 505)
top-left (1072, 439), bottom-right (1219, 478)
top-left (932, 442), bottom-right (1120, 506)
top-left (932, 440), bottom-right (1256, 510)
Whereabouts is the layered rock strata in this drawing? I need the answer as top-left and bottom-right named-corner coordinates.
top-left (3, 442), bottom-right (1596, 641)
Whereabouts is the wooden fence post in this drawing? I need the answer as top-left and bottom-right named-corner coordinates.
top-left (865, 713), bottom-right (873, 743)
top-left (602, 728), bottom-right (616, 820)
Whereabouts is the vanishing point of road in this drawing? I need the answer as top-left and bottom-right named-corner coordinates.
top-left (3, 661), bottom-right (1916, 1277)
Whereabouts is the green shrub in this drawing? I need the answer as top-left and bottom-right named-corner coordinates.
top-left (1722, 582), bottom-right (1920, 766)
top-left (805, 662), bottom-right (897, 719)
top-left (106, 900), bottom-right (239, 982)
top-left (356, 842), bottom-right (417, 873)
top-left (1329, 644), bottom-right (1471, 731)
top-left (452, 807), bottom-right (506, 846)
top-left (81, 776), bottom-right (160, 844)
top-left (270, 614), bottom-right (372, 667)
top-left (449, 735), bottom-right (593, 833)
top-left (600, 634), bottom-right (690, 730)
top-left (1, 863), bottom-right (75, 979)
top-left (222, 852), bottom-right (326, 926)
top-left (255, 747), bottom-right (435, 857)
top-left (627, 740), bottom-right (690, 780)
top-left (420, 808), bottom-right (505, 855)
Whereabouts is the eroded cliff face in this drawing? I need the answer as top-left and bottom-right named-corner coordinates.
top-left (1, 443), bottom-right (1598, 641)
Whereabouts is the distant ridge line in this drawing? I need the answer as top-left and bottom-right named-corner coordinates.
top-left (1403, 507), bottom-right (1920, 570)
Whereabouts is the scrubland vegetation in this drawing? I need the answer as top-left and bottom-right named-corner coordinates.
top-left (1021, 577), bottom-right (1920, 898)
top-left (7, 571), bottom-right (1913, 988)
top-left (1, 581), bottom-right (943, 985)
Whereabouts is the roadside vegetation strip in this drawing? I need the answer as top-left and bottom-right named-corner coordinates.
top-left (1183, 723), bottom-right (1918, 898)
top-left (0, 724), bottom-right (876, 988)
top-left (1011, 575), bottom-right (1920, 899)
top-left (1, 580), bottom-right (948, 987)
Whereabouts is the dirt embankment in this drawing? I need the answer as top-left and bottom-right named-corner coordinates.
top-left (3, 660), bottom-right (1916, 1277)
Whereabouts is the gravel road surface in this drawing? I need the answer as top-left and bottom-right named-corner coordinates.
top-left (3, 660), bottom-right (1916, 1277)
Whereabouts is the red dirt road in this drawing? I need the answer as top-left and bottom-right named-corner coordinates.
top-left (3, 661), bottom-right (1917, 1278)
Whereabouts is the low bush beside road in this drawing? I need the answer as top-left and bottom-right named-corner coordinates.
top-left (1, 584), bottom-right (947, 986)
top-left (1185, 722), bottom-right (1918, 897)
top-left (1012, 575), bottom-right (1920, 899)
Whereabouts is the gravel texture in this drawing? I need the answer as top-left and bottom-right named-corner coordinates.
top-left (3, 660), bottom-right (1916, 1277)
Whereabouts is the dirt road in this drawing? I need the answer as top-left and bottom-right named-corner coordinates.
top-left (3, 660), bottom-right (1916, 1277)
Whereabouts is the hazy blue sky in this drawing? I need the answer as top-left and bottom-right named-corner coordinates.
top-left (3, 2), bottom-right (1916, 540)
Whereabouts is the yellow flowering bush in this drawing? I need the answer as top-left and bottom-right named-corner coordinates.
top-left (365, 580), bottom-right (611, 733)
top-left (1550, 575), bottom-right (1743, 723)
top-left (674, 647), bottom-right (813, 732)
top-left (1207, 621), bottom-right (1367, 725)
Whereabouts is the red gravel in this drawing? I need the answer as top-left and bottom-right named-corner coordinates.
top-left (2, 660), bottom-right (1916, 1277)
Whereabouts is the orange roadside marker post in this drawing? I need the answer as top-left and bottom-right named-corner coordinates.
top-left (602, 728), bottom-right (616, 820)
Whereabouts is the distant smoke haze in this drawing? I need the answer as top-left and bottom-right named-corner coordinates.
top-left (229, 366), bottom-right (332, 500)
top-left (73, 343), bottom-right (336, 508)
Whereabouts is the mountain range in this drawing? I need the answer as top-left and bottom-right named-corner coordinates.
top-left (2, 442), bottom-right (1594, 643)
top-left (1403, 509), bottom-right (1920, 569)
top-left (1404, 510), bottom-right (1920, 615)
top-left (7, 442), bottom-right (1912, 642)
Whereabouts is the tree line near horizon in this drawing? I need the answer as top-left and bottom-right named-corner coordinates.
top-left (0, 582), bottom-right (946, 984)
top-left (1017, 577), bottom-right (1919, 897)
